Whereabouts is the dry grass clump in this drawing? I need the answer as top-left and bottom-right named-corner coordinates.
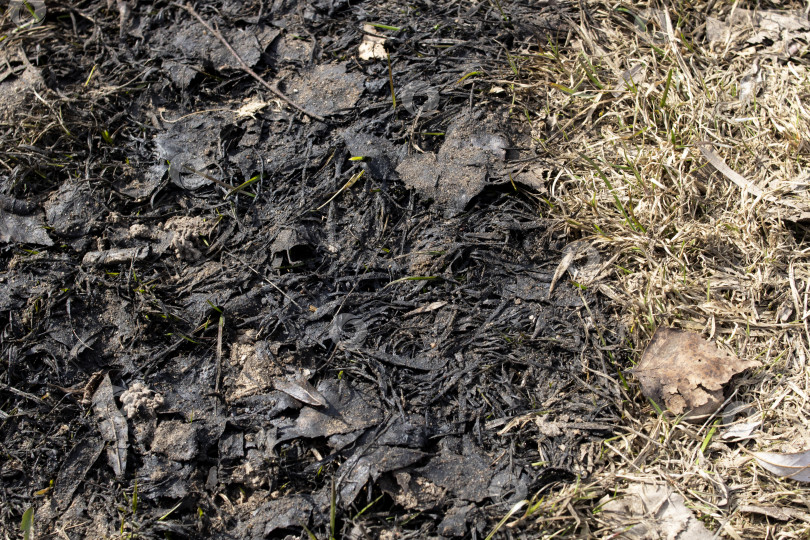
top-left (496, 1), bottom-right (810, 537)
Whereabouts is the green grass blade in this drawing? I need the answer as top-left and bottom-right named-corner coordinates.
top-left (301, 524), bottom-right (318, 540)
top-left (579, 154), bottom-right (643, 232)
top-left (579, 57), bottom-right (605, 89)
top-left (368, 23), bottom-right (401, 31)
top-left (700, 419), bottom-right (720, 455)
top-left (158, 500), bottom-right (183, 521)
top-left (226, 174), bottom-right (260, 198)
top-left (21, 507), bottom-right (34, 540)
top-left (485, 500), bottom-right (527, 540)
top-left (660, 67), bottom-right (674, 108)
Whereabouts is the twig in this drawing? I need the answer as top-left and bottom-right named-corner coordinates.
top-left (180, 3), bottom-right (326, 123)
top-left (0, 382), bottom-right (44, 405)
top-left (216, 314), bottom-right (223, 394)
top-left (316, 169), bottom-right (364, 210)
top-left (181, 164), bottom-right (235, 191)
top-left (224, 250), bottom-right (304, 310)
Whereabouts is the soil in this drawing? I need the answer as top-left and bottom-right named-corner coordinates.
top-left (0, 1), bottom-right (622, 538)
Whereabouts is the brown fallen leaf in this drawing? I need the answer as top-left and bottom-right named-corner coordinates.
top-left (633, 327), bottom-right (761, 420)
top-left (706, 9), bottom-right (810, 56)
top-left (548, 249), bottom-right (576, 298)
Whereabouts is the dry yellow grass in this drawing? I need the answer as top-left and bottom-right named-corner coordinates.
top-left (493, 1), bottom-right (810, 537)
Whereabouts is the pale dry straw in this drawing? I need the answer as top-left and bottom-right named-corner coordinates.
top-left (499, 1), bottom-right (810, 537)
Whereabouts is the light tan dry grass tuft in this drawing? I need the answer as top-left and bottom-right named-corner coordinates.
top-left (499, 1), bottom-right (810, 537)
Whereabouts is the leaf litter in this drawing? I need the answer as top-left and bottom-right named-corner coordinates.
top-left (91, 374), bottom-right (128, 479)
top-left (2, 0), bottom-right (810, 538)
top-left (633, 327), bottom-right (761, 420)
top-left (751, 449), bottom-right (810, 483)
top-left (599, 483), bottom-right (714, 540)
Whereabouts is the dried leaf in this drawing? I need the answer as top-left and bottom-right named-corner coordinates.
top-left (92, 374), bottom-right (128, 478)
top-left (358, 24), bottom-right (387, 60)
top-left (706, 10), bottom-right (810, 53)
top-left (404, 301), bottom-right (447, 317)
top-left (570, 244), bottom-right (608, 285)
top-left (611, 63), bottom-right (647, 97)
top-left (738, 60), bottom-right (763, 103)
top-left (698, 143), bottom-right (768, 200)
top-left (53, 436), bottom-right (105, 510)
top-left (721, 420), bottom-right (761, 441)
top-left (699, 143), bottom-right (795, 206)
top-left (720, 401), bottom-right (761, 441)
top-left (274, 377), bottom-right (327, 407)
top-left (751, 449), bottom-right (810, 482)
top-left (236, 98), bottom-right (267, 118)
top-left (633, 327), bottom-right (761, 420)
top-left (548, 249), bottom-right (575, 298)
top-left (600, 483), bottom-right (713, 539)
top-left (699, 142), bottom-right (810, 219)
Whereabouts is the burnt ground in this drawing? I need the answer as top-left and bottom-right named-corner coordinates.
top-left (0, 1), bottom-right (623, 538)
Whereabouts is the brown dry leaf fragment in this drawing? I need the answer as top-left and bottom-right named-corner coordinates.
top-left (751, 449), bottom-right (810, 482)
top-left (80, 370), bottom-right (106, 405)
top-left (236, 98), bottom-right (267, 119)
top-left (548, 249), bottom-right (576, 298)
top-left (273, 376), bottom-right (327, 407)
top-left (720, 419), bottom-right (761, 441)
top-left (707, 9), bottom-right (810, 55)
top-left (633, 327), bottom-right (761, 420)
top-left (698, 142), bottom-right (767, 200)
top-left (404, 301), bottom-right (447, 317)
top-left (91, 374), bottom-right (128, 478)
top-left (738, 60), bottom-right (763, 103)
